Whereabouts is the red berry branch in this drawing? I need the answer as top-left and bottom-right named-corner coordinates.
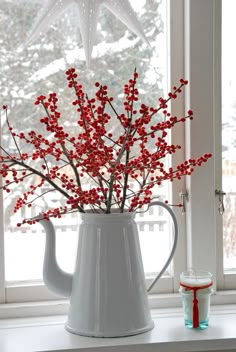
top-left (0, 68), bottom-right (211, 225)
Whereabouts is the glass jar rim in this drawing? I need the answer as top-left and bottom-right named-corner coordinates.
top-left (180, 269), bottom-right (212, 279)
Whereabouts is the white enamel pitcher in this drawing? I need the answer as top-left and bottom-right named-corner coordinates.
top-left (39, 201), bottom-right (178, 337)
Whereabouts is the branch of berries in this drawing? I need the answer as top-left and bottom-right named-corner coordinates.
top-left (0, 68), bottom-right (211, 225)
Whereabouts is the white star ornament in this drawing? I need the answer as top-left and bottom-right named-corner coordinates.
top-left (27, 0), bottom-right (149, 67)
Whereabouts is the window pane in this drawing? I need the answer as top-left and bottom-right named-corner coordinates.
top-left (222, 0), bottom-right (236, 272)
top-left (1, 0), bottom-right (169, 281)
top-left (137, 202), bottom-right (174, 277)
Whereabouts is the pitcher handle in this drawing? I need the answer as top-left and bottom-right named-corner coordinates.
top-left (146, 201), bottom-right (178, 292)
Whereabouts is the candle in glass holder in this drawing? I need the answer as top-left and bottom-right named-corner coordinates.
top-left (179, 270), bottom-right (214, 329)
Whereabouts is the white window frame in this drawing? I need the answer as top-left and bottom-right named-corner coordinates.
top-left (184, 0), bottom-right (236, 291)
top-left (1, 0), bottom-right (235, 316)
top-left (184, 0), bottom-right (218, 283)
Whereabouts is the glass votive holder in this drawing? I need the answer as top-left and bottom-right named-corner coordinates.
top-left (179, 270), bottom-right (214, 329)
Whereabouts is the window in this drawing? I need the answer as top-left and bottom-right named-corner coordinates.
top-left (1, 0), bottom-right (235, 312)
top-left (1, 0), bottom-right (184, 304)
top-left (222, 0), bottom-right (236, 273)
top-left (219, 0), bottom-right (236, 290)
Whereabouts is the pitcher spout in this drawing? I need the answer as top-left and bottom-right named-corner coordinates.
top-left (39, 217), bottom-right (73, 298)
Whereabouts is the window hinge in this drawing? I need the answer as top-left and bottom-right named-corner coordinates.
top-left (215, 189), bottom-right (226, 215)
top-left (179, 191), bottom-right (188, 214)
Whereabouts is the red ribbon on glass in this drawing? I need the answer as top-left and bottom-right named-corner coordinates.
top-left (179, 281), bottom-right (213, 328)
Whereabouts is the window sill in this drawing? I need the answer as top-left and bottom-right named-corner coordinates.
top-left (0, 305), bottom-right (236, 352)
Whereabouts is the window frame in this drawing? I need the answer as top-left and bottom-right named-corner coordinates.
top-left (1, 0), bottom-right (185, 303)
top-left (184, 0), bottom-right (236, 291)
top-left (184, 0), bottom-right (219, 286)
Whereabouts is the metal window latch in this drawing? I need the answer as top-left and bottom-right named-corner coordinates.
top-left (179, 191), bottom-right (188, 214)
top-left (215, 189), bottom-right (226, 215)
